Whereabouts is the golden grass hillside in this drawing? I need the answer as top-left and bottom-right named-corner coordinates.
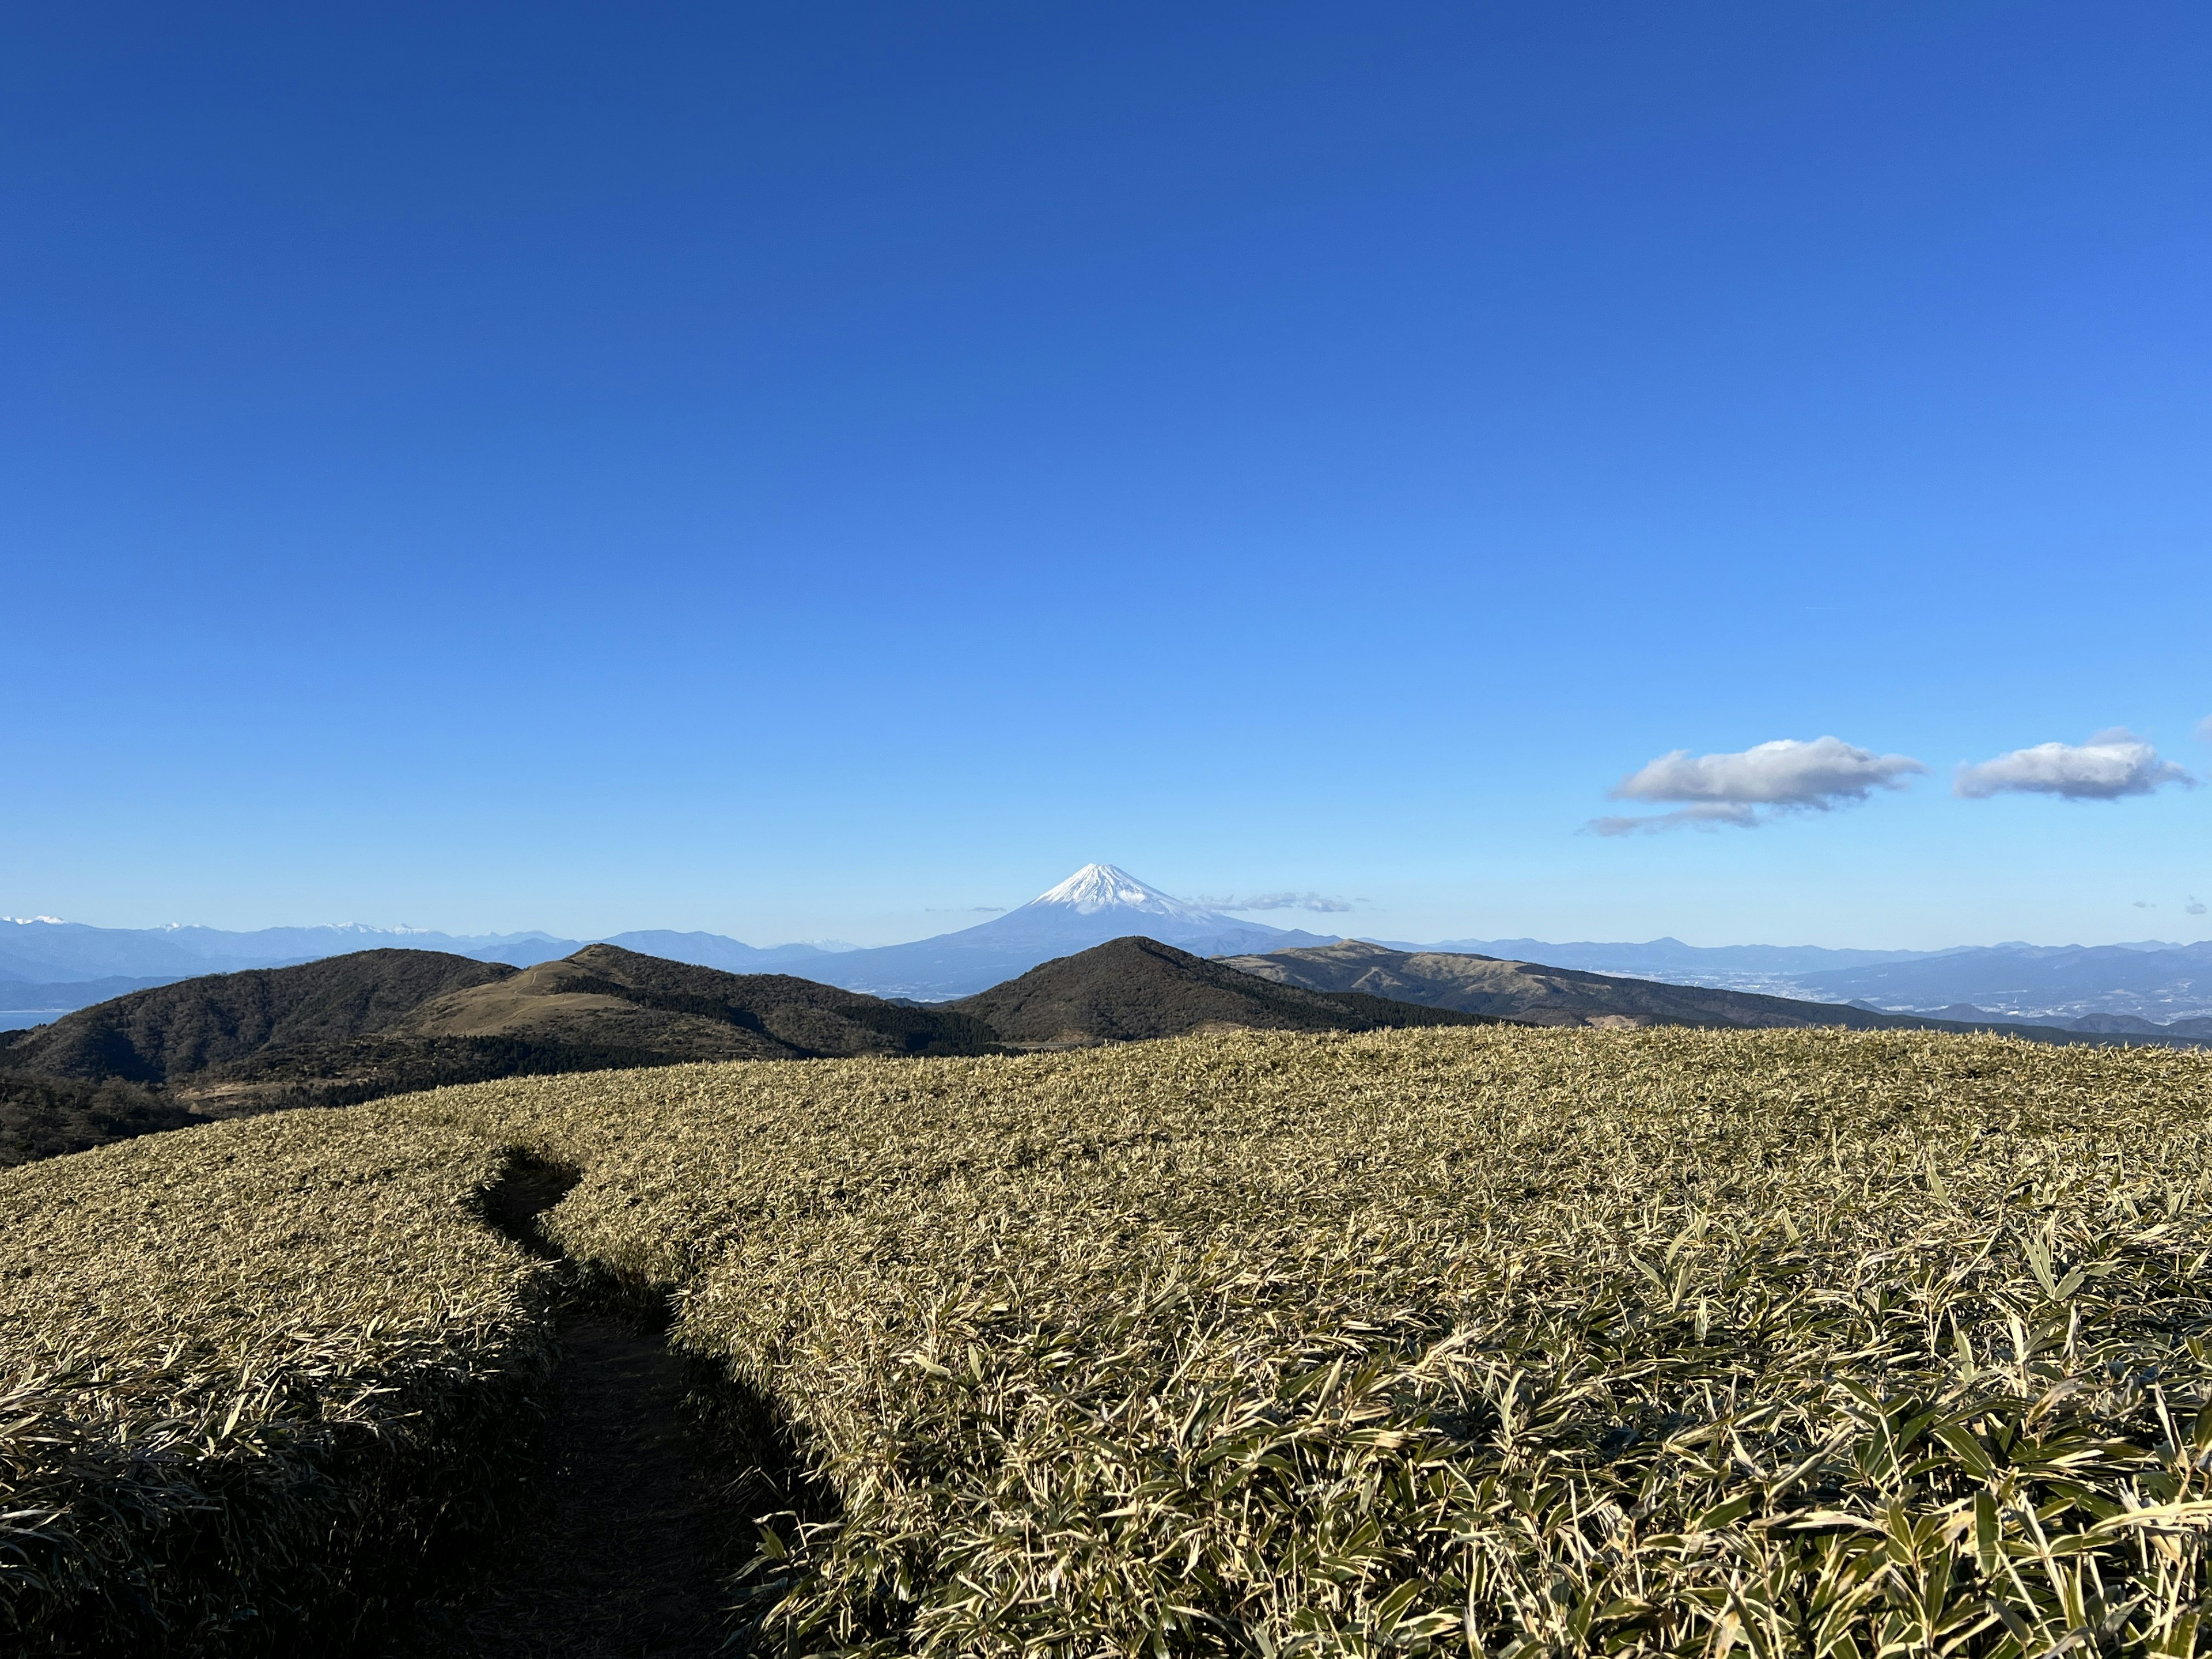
top-left (0, 1112), bottom-right (558, 1654)
top-left (7, 1025), bottom-right (2212, 1656)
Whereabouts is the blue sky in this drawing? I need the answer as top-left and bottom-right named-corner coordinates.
top-left (5, 3), bottom-right (2207, 949)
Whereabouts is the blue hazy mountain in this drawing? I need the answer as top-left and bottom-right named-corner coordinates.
top-left (0, 918), bottom-right (582, 984)
top-left (2, 866), bottom-right (1324, 1016)
top-left (595, 931), bottom-right (859, 972)
top-left (1409, 937), bottom-right (1936, 976)
top-left (13, 901), bottom-right (2207, 1028)
top-left (1385, 935), bottom-right (2212, 1024)
top-left (0, 976), bottom-right (192, 1032)
top-left (1387, 936), bottom-right (1942, 998)
top-left (770, 864), bottom-right (1339, 999)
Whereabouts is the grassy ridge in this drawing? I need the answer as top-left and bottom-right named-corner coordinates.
top-left (415, 1027), bottom-right (2212, 1656)
top-left (6, 1026), bottom-right (2212, 1654)
top-left (0, 1113), bottom-right (556, 1655)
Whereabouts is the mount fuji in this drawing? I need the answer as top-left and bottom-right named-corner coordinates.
top-left (0, 866), bottom-right (1330, 1020)
top-left (772, 864), bottom-right (1341, 999)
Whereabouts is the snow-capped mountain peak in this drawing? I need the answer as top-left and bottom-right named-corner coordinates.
top-left (1021, 863), bottom-right (1221, 921)
top-left (779, 863), bottom-right (1339, 997)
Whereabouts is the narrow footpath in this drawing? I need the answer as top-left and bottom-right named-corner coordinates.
top-left (387, 1166), bottom-right (736, 1657)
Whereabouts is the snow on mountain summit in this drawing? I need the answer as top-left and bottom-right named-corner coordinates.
top-left (773, 862), bottom-right (1324, 997)
top-left (1020, 863), bottom-right (1224, 922)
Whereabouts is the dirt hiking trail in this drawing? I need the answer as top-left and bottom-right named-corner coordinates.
top-left (385, 1161), bottom-right (737, 1657)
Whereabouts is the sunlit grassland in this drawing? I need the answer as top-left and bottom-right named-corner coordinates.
top-left (7, 1026), bottom-right (2212, 1654)
top-left (0, 1113), bottom-right (555, 1653)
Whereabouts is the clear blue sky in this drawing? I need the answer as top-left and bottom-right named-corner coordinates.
top-left (5, 3), bottom-right (2207, 949)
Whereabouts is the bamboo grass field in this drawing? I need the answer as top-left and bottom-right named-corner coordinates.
top-left (0, 1113), bottom-right (558, 1652)
top-left (7, 1025), bottom-right (2212, 1655)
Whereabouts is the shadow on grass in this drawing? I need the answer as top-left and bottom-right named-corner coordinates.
top-left (379, 1150), bottom-right (834, 1658)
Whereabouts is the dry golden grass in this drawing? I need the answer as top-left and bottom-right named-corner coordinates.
top-left (7, 1024), bottom-right (2212, 1655)
top-left (421, 1025), bottom-right (2212, 1657)
top-left (0, 1111), bottom-right (556, 1654)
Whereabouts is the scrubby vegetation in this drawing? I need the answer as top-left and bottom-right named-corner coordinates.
top-left (0, 1113), bottom-right (556, 1653)
top-left (0, 1070), bottom-right (202, 1167)
top-left (7, 1025), bottom-right (2212, 1655)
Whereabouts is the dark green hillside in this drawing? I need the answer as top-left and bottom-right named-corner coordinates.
top-left (949, 935), bottom-right (1502, 1046)
top-left (481, 944), bottom-right (1003, 1062)
top-left (3, 948), bottom-right (518, 1084)
top-left (0, 1071), bottom-right (203, 1168)
top-left (0, 944), bottom-right (1002, 1158)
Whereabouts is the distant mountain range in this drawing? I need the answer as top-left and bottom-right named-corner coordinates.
top-left (0, 919), bottom-right (579, 983)
top-left (1395, 937), bottom-right (1935, 993)
top-left (9, 869), bottom-right (2211, 1027)
top-left (0, 919), bottom-right (860, 1026)
top-left (1791, 942), bottom-right (2212, 1024)
top-left (1224, 941), bottom-right (2204, 1042)
top-left (1, 944), bottom-right (998, 1130)
top-left (0, 939), bottom-right (1440, 1164)
top-left (12, 930), bottom-right (2198, 1169)
top-left (1387, 935), bottom-right (2212, 1024)
top-left (761, 865), bottom-right (1338, 999)
top-left (2, 865), bottom-right (1329, 1014)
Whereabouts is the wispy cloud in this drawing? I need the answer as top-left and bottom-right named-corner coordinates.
top-left (1194, 892), bottom-right (1359, 914)
top-left (2189, 897), bottom-right (2207, 918)
top-left (1590, 736), bottom-right (1924, 835)
top-left (2199, 715), bottom-right (2212, 743)
top-left (1954, 730), bottom-right (2194, 800)
top-left (1589, 804), bottom-right (1760, 837)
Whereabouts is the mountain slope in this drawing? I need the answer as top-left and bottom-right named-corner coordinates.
top-left (0, 949), bottom-right (519, 1084)
top-left (398, 945), bottom-right (999, 1064)
top-left (176, 945), bottom-right (1004, 1112)
top-left (779, 863), bottom-right (1339, 998)
top-left (1220, 941), bottom-right (2175, 1041)
top-left (0, 946), bottom-right (1002, 1142)
top-left (1396, 935), bottom-right (1942, 997)
top-left (948, 936), bottom-right (1500, 1046)
top-left (1393, 934), bottom-right (2212, 1023)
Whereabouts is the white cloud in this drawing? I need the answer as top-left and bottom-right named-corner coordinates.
top-left (1195, 892), bottom-right (1358, 913)
top-left (1953, 730), bottom-right (2194, 801)
top-left (1593, 736), bottom-right (1924, 834)
top-left (1588, 804), bottom-right (1758, 838)
top-left (2199, 715), bottom-right (2212, 743)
